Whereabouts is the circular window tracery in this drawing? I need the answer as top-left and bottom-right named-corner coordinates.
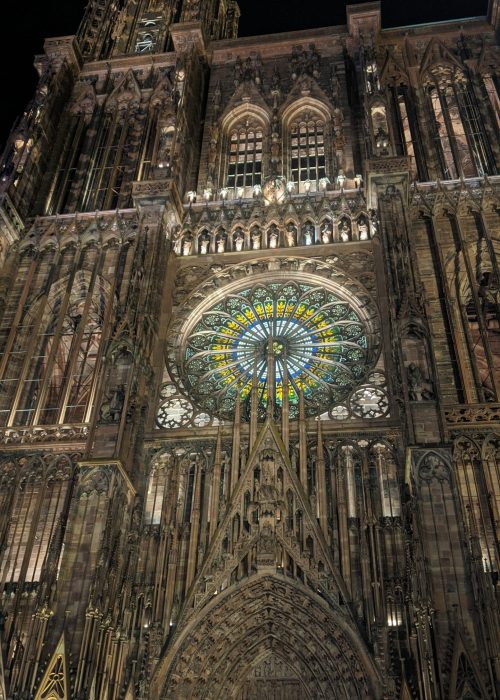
top-left (179, 279), bottom-right (379, 419)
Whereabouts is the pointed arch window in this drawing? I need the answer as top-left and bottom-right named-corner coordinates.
top-left (145, 460), bottom-right (169, 526)
top-left (391, 87), bottom-right (424, 179)
top-left (427, 74), bottom-right (494, 179)
top-left (483, 74), bottom-right (500, 129)
top-left (463, 270), bottom-right (500, 402)
top-left (0, 271), bottom-right (111, 427)
top-left (372, 444), bottom-right (400, 518)
top-left (0, 457), bottom-right (72, 588)
top-left (289, 110), bottom-right (327, 192)
top-left (226, 122), bottom-right (263, 191)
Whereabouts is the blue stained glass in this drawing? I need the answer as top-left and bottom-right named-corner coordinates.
top-left (182, 281), bottom-right (374, 419)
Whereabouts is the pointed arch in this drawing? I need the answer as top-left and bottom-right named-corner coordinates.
top-left (453, 435), bottom-right (498, 574)
top-left (281, 98), bottom-right (332, 193)
top-left (0, 455), bottom-right (73, 590)
top-left (153, 575), bottom-right (383, 699)
top-left (217, 104), bottom-right (270, 197)
top-left (420, 47), bottom-right (495, 179)
top-left (0, 270), bottom-right (113, 427)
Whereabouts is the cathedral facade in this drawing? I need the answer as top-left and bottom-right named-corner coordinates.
top-left (0, 0), bottom-right (499, 697)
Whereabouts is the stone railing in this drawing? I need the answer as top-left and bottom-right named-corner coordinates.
top-left (444, 404), bottom-right (500, 426)
top-left (0, 423), bottom-right (89, 447)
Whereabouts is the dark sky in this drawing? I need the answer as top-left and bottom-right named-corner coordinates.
top-left (0, 0), bottom-right (488, 149)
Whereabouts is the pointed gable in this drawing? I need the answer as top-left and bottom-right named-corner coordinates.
top-left (105, 69), bottom-right (142, 112)
top-left (177, 417), bottom-right (352, 628)
top-left (34, 634), bottom-right (69, 700)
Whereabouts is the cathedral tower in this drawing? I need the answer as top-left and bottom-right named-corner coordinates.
top-left (0, 1), bottom-right (499, 698)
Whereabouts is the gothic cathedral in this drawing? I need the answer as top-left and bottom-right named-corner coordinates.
top-left (0, 0), bottom-right (499, 698)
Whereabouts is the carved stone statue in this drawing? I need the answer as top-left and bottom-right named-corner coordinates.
top-left (339, 219), bottom-right (351, 242)
top-left (216, 235), bottom-right (226, 253)
top-left (321, 222), bottom-right (332, 244)
top-left (234, 57), bottom-right (243, 86)
top-left (268, 226), bottom-right (279, 249)
top-left (199, 235), bottom-right (210, 254)
top-left (309, 44), bottom-right (321, 78)
top-left (357, 217), bottom-right (369, 241)
top-left (251, 229), bottom-right (261, 250)
top-left (234, 230), bottom-right (244, 252)
top-left (303, 223), bottom-right (314, 245)
top-left (407, 363), bottom-right (433, 401)
top-left (369, 208), bottom-right (379, 236)
top-left (291, 46), bottom-right (301, 80)
top-left (330, 66), bottom-right (341, 103)
top-left (285, 224), bottom-right (296, 247)
top-left (100, 384), bottom-right (126, 423)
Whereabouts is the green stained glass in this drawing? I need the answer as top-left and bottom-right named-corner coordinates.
top-left (181, 280), bottom-right (376, 419)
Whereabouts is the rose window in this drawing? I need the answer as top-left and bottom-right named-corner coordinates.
top-left (180, 280), bottom-right (379, 419)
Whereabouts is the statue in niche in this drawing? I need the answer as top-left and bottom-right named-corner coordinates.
top-left (338, 218), bottom-right (351, 242)
top-left (268, 225), bottom-right (279, 249)
top-left (285, 223), bottom-right (296, 247)
top-left (207, 122), bottom-right (219, 178)
top-left (303, 223), bottom-right (314, 245)
top-left (216, 233), bottom-right (226, 253)
top-left (357, 216), bottom-right (369, 240)
top-left (199, 234), bottom-right (210, 255)
top-left (309, 43), bottom-right (321, 78)
top-left (233, 229), bottom-right (245, 252)
top-left (253, 54), bottom-right (263, 85)
top-left (100, 384), bottom-right (126, 423)
top-left (369, 208), bottom-right (379, 236)
top-left (257, 454), bottom-right (282, 520)
top-left (251, 228), bottom-right (261, 250)
top-left (478, 271), bottom-right (499, 314)
top-left (321, 221), bottom-right (332, 244)
top-left (330, 65), bottom-right (341, 103)
top-left (234, 57), bottom-right (243, 86)
top-left (182, 236), bottom-right (193, 256)
top-left (291, 46), bottom-right (301, 80)
top-left (243, 57), bottom-right (254, 82)
top-left (271, 64), bottom-right (281, 92)
top-left (407, 363), bottom-right (434, 401)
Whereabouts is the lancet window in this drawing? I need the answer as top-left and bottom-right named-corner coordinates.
top-left (0, 456), bottom-right (72, 588)
top-left (391, 87), bottom-right (422, 179)
top-left (427, 73), bottom-right (493, 179)
top-left (226, 120), bottom-right (263, 191)
top-left (483, 74), bottom-right (500, 129)
top-left (0, 271), bottom-right (110, 427)
top-left (372, 443), bottom-right (400, 518)
top-left (454, 437), bottom-right (499, 574)
top-left (463, 270), bottom-right (500, 402)
top-left (289, 111), bottom-right (326, 191)
top-left (145, 463), bottom-right (168, 526)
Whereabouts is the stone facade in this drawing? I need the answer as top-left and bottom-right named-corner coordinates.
top-left (0, 1), bottom-right (499, 698)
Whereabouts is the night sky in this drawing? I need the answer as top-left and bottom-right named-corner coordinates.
top-left (0, 0), bottom-right (488, 149)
